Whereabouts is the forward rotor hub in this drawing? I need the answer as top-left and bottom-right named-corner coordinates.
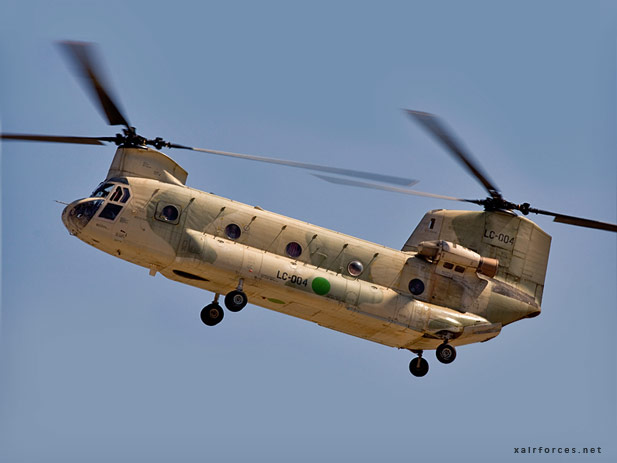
top-left (109, 128), bottom-right (172, 150)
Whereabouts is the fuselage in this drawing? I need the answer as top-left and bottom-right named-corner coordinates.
top-left (61, 147), bottom-right (547, 352)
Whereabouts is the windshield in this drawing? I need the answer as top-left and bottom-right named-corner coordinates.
top-left (68, 199), bottom-right (104, 230)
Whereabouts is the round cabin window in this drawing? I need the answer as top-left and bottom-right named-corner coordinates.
top-left (285, 242), bottom-right (303, 258)
top-left (347, 260), bottom-right (364, 277)
top-left (408, 278), bottom-right (425, 295)
top-left (161, 205), bottom-right (179, 222)
top-left (225, 223), bottom-right (241, 240)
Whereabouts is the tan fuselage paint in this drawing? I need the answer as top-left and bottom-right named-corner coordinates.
top-left (66, 147), bottom-right (548, 351)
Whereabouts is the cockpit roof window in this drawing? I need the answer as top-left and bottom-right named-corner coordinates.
top-left (92, 183), bottom-right (114, 198)
top-left (92, 182), bottom-right (132, 204)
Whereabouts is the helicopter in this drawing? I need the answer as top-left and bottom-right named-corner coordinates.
top-left (2, 42), bottom-right (616, 377)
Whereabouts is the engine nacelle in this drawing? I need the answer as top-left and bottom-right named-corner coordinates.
top-left (417, 240), bottom-right (498, 278)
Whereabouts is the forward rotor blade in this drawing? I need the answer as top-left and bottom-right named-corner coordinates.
top-left (528, 207), bottom-right (617, 232)
top-left (405, 109), bottom-right (501, 199)
top-left (1, 133), bottom-right (111, 145)
top-left (59, 41), bottom-right (130, 128)
top-left (314, 174), bottom-right (469, 202)
top-left (178, 146), bottom-right (418, 186)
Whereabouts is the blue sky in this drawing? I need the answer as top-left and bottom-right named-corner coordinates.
top-left (1, 1), bottom-right (616, 462)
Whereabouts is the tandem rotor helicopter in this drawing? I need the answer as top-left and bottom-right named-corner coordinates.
top-left (3, 42), bottom-right (616, 377)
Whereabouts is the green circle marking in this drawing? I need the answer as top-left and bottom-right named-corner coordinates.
top-left (312, 277), bottom-right (331, 295)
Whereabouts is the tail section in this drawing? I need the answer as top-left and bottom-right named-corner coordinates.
top-left (402, 210), bottom-right (552, 304)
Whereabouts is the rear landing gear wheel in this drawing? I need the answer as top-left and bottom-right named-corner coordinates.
top-left (409, 356), bottom-right (429, 377)
top-left (200, 303), bottom-right (224, 326)
top-left (225, 290), bottom-right (248, 312)
top-left (436, 343), bottom-right (456, 364)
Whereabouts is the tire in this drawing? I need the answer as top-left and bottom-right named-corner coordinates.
top-left (436, 343), bottom-right (457, 364)
top-left (225, 290), bottom-right (248, 312)
top-left (200, 303), bottom-right (224, 326)
top-left (409, 357), bottom-right (429, 377)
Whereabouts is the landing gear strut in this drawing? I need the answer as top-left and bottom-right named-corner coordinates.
top-left (436, 343), bottom-right (457, 364)
top-left (200, 293), bottom-right (224, 326)
top-left (224, 278), bottom-right (248, 312)
top-left (409, 350), bottom-right (429, 377)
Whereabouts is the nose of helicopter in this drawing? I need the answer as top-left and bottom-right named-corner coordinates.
top-left (62, 198), bottom-right (104, 235)
top-left (62, 201), bottom-right (80, 235)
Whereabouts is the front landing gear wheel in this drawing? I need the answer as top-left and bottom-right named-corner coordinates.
top-left (200, 303), bottom-right (224, 326)
top-left (409, 357), bottom-right (429, 377)
top-left (436, 343), bottom-right (457, 364)
top-left (224, 290), bottom-right (248, 312)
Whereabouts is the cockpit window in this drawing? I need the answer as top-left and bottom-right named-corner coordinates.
top-left (109, 186), bottom-right (123, 202)
top-left (69, 199), bottom-right (104, 229)
top-left (98, 203), bottom-right (123, 221)
top-left (120, 188), bottom-right (131, 203)
top-left (92, 182), bottom-right (132, 205)
top-left (92, 183), bottom-right (115, 198)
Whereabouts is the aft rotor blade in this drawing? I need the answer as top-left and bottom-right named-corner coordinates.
top-left (1, 133), bottom-right (112, 145)
top-left (178, 146), bottom-right (418, 186)
top-left (405, 110), bottom-right (501, 199)
top-left (59, 41), bottom-right (130, 128)
top-left (528, 207), bottom-right (617, 232)
top-left (313, 174), bottom-right (470, 202)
